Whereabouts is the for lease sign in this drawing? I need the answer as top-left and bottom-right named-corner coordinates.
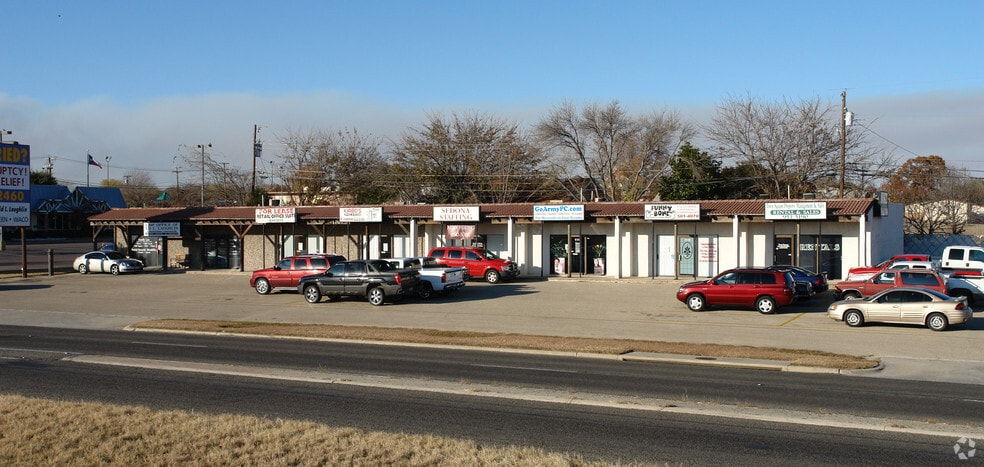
top-left (0, 143), bottom-right (30, 227)
top-left (255, 207), bottom-right (296, 224)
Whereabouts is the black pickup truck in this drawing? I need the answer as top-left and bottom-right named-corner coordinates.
top-left (297, 259), bottom-right (421, 306)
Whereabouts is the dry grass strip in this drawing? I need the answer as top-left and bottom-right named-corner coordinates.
top-left (133, 319), bottom-right (878, 370)
top-left (0, 394), bottom-right (622, 466)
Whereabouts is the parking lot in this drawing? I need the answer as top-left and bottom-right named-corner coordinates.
top-left (1, 268), bottom-right (982, 369)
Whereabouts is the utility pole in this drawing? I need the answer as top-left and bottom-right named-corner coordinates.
top-left (197, 143), bottom-right (211, 207)
top-left (838, 90), bottom-right (855, 198)
top-left (252, 124), bottom-right (261, 195)
top-left (43, 156), bottom-right (54, 175)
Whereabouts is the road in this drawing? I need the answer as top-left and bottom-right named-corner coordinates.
top-left (1, 325), bottom-right (981, 464)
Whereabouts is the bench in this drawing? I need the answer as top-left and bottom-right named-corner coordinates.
top-left (171, 254), bottom-right (191, 268)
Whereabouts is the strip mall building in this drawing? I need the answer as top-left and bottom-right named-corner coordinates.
top-left (88, 197), bottom-right (902, 280)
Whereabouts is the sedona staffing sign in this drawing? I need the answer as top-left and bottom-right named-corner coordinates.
top-left (0, 143), bottom-right (31, 227)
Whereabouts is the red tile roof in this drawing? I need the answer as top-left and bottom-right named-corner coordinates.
top-left (87, 198), bottom-right (876, 223)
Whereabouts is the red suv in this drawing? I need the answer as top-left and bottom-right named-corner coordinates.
top-left (428, 247), bottom-right (520, 283)
top-left (250, 254), bottom-right (346, 294)
top-left (676, 268), bottom-right (797, 314)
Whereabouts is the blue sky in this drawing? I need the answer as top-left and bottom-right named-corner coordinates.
top-left (3, 1), bottom-right (982, 189)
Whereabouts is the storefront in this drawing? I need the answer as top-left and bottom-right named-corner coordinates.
top-left (87, 198), bottom-right (902, 279)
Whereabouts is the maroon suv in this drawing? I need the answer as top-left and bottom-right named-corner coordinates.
top-left (675, 267), bottom-right (797, 314)
top-left (250, 254), bottom-right (346, 294)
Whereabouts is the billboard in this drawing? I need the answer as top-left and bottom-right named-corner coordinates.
top-left (0, 143), bottom-right (31, 227)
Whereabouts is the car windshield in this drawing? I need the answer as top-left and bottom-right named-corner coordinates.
top-left (478, 249), bottom-right (499, 260)
top-left (106, 251), bottom-right (126, 260)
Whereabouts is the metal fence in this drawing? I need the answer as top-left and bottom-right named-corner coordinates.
top-left (904, 234), bottom-right (983, 260)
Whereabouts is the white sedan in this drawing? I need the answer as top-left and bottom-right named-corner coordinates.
top-left (828, 287), bottom-right (972, 331)
top-left (73, 251), bottom-right (144, 275)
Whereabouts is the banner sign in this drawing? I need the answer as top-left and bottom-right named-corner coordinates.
top-left (446, 225), bottom-right (476, 240)
top-left (644, 204), bottom-right (700, 221)
top-left (533, 204), bottom-right (585, 221)
top-left (0, 143), bottom-right (31, 227)
top-left (433, 206), bottom-right (479, 222)
top-left (765, 202), bottom-right (827, 220)
top-left (143, 222), bottom-right (181, 237)
top-left (255, 206), bottom-right (296, 224)
top-left (340, 206), bottom-right (382, 223)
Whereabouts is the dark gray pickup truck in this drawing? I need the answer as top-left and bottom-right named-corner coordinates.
top-left (297, 259), bottom-right (421, 306)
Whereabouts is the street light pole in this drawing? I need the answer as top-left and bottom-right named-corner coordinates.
top-left (105, 156), bottom-right (112, 182)
top-left (197, 143), bottom-right (211, 207)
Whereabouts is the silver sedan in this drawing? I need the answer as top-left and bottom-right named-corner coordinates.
top-left (73, 251), bottom-right (144, 275)
top-left (827, 287), bottom-right (972, 331)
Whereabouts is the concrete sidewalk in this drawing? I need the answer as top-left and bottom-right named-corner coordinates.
top-left (1, 270), bottom-right (982, 385)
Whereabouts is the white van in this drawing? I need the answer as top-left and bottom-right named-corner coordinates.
top-left (940, 246), bottom-right (984, 274)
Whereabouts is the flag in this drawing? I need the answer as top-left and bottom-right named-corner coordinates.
top-left (88, 153), bottom-right (103, 169)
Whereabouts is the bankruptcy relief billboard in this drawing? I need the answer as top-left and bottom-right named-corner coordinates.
top-left (0, 144), bottom-right (30, 227)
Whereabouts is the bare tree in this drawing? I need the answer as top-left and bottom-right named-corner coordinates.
top-left (391, 112), bottom-right (548, 204)
top-left (536, 101), bottom-right (694, 201)
top-left (705, 94), bottom-right (892, 198)
top-left (117, 171), bottom-right (162, 207)
top-left (275, 128), bottom-right (394, 205)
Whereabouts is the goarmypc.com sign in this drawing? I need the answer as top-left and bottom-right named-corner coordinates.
top-left (533, 204), bottom-right (584, 221)
top-left (765, 202), bottom-right (827, 220)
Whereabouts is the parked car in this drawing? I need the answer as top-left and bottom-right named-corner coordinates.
top-left (250, 254), bottom-right (346, 294)
top-left (827, 287), bottom-right (972, 331)
top-left (845, 254), bottom-right (932, 280)
top-left (297, 259), bottom-right (421, 306)
top-left (675, 267), bottom-right (797, 314)
top-left (766, 265), bottom-right (828, 295)
top-left (427, 246), bottom-right (520, 283)
top-left (833, 268), bottom-right (946, 300)
top-left (383, 257), bottom-right (467, 299)
top-left (940, 245), bottom-right (984, 275)
top-left (73, 251), bottom-right (144, 275)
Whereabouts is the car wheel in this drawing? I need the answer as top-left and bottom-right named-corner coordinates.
top-left (303, 285), bottom-right (322, 303)
top-left (418, 282), bottom-right (434, 300)
top-left (926, 312), bottom-right (948, 331)
top-left (367, 287), bottom-right (385, 306)
top-left (841, 291), bottom-right (861, 300)
top-left (844, 310), bottom-right (864, 327)
top-left (685, 294), bottom-right (705, 311)
top-left (254, 278), bottom-right (271, 295)
top-left (484, 269), bottom-right (501, 284)
top-left (78, 263), bottom-right (88, 274)
top-left (110, 264), bottom-right (120, 275)
top-left (756, 296), bottom-right (776, 314)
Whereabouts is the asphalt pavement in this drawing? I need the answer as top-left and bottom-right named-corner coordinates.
top-left (0, 259), bottom-right (982, 386)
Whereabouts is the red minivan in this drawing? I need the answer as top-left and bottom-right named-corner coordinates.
top-left (675, 267), bottom-right (797, 314)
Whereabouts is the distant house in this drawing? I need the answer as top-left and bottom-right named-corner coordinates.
top-left (30, 185), bottom-right (127, 235)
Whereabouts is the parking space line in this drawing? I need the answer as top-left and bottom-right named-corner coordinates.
top-left (779, 312), bottom-right (806, 326)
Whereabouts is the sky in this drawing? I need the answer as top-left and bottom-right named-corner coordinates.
top-left (2, 1), bottom-right (982, 190)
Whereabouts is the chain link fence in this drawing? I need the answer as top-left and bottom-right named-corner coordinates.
top-left (904, 234), bottom-right (983, 260)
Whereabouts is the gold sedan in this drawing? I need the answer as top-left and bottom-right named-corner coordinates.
top-left (828, 287), bottom-right (973, 331)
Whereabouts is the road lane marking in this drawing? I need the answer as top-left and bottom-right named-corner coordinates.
top-left (130, 341), bottom-right (209, 348)
top-left (471, 364), bottom-right (577, 373)
top-left (779, 313), bottom-right (806, 326)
